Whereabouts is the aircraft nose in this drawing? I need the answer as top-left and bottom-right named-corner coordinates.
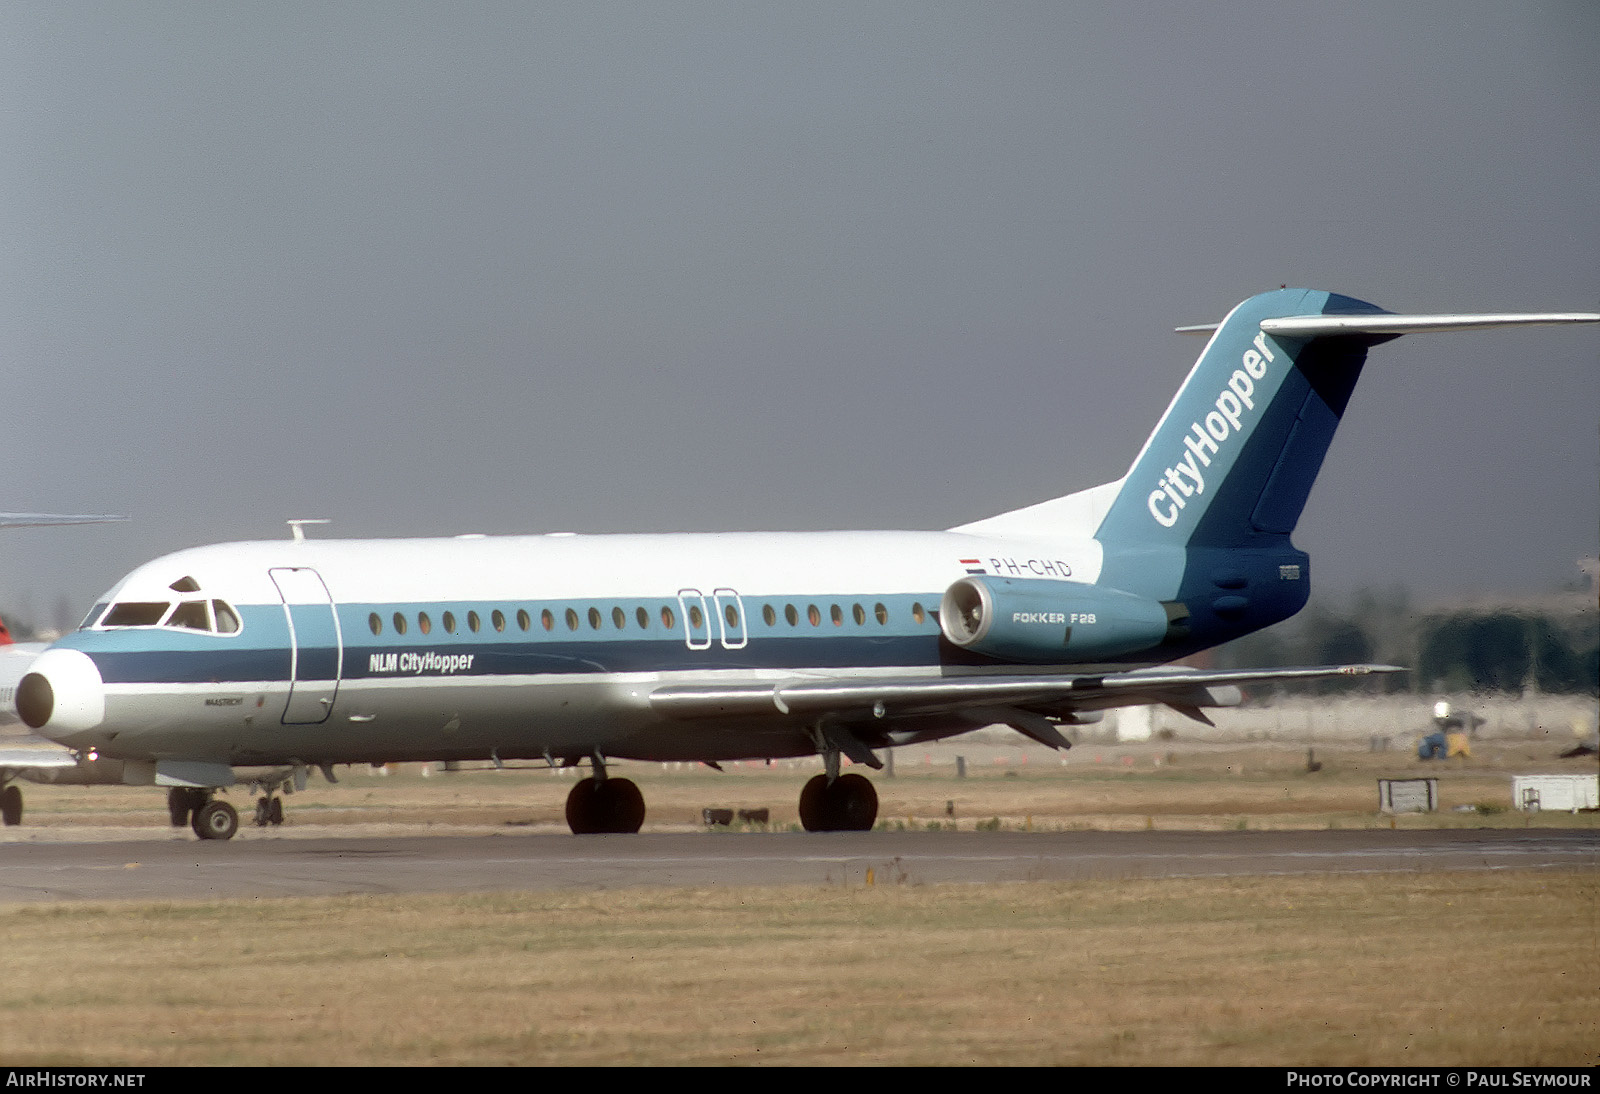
top-left (17, 648), bottom-right (105, 740)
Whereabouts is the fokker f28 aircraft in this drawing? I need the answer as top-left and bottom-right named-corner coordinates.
top-left (15, 289), bottom-right (1598, 839)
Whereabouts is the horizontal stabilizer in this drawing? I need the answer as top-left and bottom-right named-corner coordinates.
top-left (1178, 312), bottom-right (1600, 336)
top-left (1260, 312), bottom-right (1600, 337)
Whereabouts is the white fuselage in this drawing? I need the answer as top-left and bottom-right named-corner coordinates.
top-left (37, 529), bottom-right (1109, 767)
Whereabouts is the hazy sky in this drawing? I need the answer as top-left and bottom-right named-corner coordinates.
top-left (3, 2), bottom-right (1597, 629)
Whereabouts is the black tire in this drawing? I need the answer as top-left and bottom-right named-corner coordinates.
top-left (565, 778), bottom-right (601, 834)
top-left (832, 773), bottom-right (878, 831)
top-left (253, 796), bottom-right (272, 827)
top-left (596, 777), bottom-right (646, 833)
top-left (798, 773), bottom-right (832, 831)
top-left (167, 788), bottom-right (193, 827)
top-left (1, 784), bottom-right (23, 827)
top-left (798, 772), bottom-right (879, 831)
top-left (268, 797), bottom-right (284, 826)
top-left (192, 799), bottom-right (239, 841)
top-left (566, 777), bottom-right (647, 834)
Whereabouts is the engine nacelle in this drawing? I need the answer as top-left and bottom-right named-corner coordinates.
top-left (939, 576), bottom-right (1171, 663)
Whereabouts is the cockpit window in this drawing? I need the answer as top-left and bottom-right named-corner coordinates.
top-left (167, 601), bottom-right (211, 630)
top-left (98, 598), bottom-right (242, 634)
top-left (169, 576), bottom-right (201, 593)
top-left (101, 602), bottom-right (172, 627)
top-left (213, 601), bottom-right (241, 634)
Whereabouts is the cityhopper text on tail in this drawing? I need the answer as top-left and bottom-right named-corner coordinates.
top-left (16, 289), bottom-right (1598, 838)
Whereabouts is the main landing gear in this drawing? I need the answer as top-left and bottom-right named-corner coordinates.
top-left (796, 725), bottom-right (882, 832)
top-left (560, 738), bottom-right (881, 835)
top-left (798, 771), bottom-right (878, 832)
top-left (564, 756), bottom-right (646, 834)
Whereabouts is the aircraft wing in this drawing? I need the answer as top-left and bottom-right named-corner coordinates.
top-left (650, 663), bottom-right (1402, 743)
top-left (0, 740), bottom-right (81, 781)
top-left (0, 513), bottom-right (126, 527)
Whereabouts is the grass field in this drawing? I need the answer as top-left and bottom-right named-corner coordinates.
top-left (7, 735), bottom-right (1598, 835)
top-left (2, 738), bottom-right (1594, 1066)
top-left (0, 871), bottom-right (1593, 1066)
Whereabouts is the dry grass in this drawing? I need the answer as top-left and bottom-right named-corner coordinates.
top-left (10, 737), bottom-right (1598, 834)
top-left (3, 740), bottom-right (1594, 1066)
top-left (0, 871), bottom-right (1593, 1066)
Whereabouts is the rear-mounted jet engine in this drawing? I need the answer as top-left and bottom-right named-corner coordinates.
top-left (939, 576), bottom-right (1173, 662)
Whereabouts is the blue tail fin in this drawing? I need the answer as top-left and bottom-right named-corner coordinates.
top-left (957, 288), bottom-right (1595, 653)
top-left (1095, 288), bottom-right (1388, 550)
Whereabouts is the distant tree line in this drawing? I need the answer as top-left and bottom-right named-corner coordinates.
top-left (1213, 586), bottom-right (1599, 696)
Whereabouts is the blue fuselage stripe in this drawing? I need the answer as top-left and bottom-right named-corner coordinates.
top-left (58, 596), bottom-right (958, 683)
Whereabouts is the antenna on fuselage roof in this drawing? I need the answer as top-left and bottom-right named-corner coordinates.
top-left (286, 519), bottom-right (331, 542)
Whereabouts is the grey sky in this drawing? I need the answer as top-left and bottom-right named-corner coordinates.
top-left (3, 2), bottom-right (1597, 629)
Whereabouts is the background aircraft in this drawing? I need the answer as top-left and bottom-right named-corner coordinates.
top-left (14, 290), bottom-right (1597, 838)
top-left (1, 515), bottom-right (126, 824)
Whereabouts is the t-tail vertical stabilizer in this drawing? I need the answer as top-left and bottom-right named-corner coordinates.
top-left (959, 288), bottom-right (1598, 652)
top-left (1099, 289), bottom-right (1383, 551)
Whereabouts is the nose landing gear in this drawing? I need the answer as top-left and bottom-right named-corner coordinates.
top-left (1, 784), bottom-right (24, 826)
top-left (192, 798), bottom-right (239, 841)
top-left (253, 795), bottom-right (285, 827)
top-left (166, 786), bottom-right (244, 840)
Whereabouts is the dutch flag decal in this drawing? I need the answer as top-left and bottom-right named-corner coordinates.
top-left (959, 558), bottom-right (986, 574)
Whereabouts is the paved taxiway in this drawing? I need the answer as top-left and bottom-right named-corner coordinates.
top-left (0, 829), bottom-right (1594, 903)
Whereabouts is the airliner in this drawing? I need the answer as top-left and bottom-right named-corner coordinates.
top-left (14, 289), bottom-right (1597, 839)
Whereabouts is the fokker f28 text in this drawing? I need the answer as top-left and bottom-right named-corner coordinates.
top-left (15, 289), bottom-right (1597, 838)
